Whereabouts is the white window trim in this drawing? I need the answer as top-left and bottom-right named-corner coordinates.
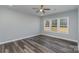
top-left (58, 17), bottom-right (69, 34)
top-left (44, 20), bottom-right (51, 32)
top-left (50, 18), bottom-right (58, 32)
top-left (44, 17), bottom-right (69, 34)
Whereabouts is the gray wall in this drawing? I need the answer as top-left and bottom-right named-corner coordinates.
top-left (0, 7), bottom-right (40, 43)
top-left (41, 9), bottom-right (78, 42)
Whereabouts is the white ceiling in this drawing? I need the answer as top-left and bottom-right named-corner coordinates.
top-left (1, 5), bottom-right (79, 16)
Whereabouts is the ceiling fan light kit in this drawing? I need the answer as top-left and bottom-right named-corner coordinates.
top-left (32, 5), bottom-right (52, 16)
top-left (40, 9), bottom-right (43, 12)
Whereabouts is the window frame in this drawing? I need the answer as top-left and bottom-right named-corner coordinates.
top-left (44, 20), bottom-right (51, 32)
top-left (58, 17), bottom-right (69, 34)
top-left (44, 17), bottom-right (69, 34)
top-left (50, 18), bottom-right (58, 32)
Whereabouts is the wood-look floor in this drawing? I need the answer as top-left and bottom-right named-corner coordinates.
top-left (0, 35), bottom-right (78, 53)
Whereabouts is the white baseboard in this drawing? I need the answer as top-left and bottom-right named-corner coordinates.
top-left (0, 34), bottom-right (39, 45)
top-left (0, 33), bottom-right (77, 45)
top-left (42, 34), bottom-right (77, 43)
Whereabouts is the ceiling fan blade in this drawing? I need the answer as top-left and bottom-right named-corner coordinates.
top-left (43, 10), bottom-right (45, 14)
top-left (41, 5), bottom-right (43, 9)
top-left (44, 8), bottom-right (50, 10)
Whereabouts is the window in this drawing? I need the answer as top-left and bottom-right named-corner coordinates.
top-left (60, 18), bottom-right (69, 33)
top-left (44, 17), bottom-right (69, 33)
top-left (51, 19), bottom-right (57, 32)
top-left (44, 20), bottom-right (50, 32)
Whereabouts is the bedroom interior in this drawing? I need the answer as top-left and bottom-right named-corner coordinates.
top-left (0, 5), bottom-right (79, 53)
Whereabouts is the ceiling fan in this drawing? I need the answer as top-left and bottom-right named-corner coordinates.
top-left (32, 5), bottom-right (51, 15)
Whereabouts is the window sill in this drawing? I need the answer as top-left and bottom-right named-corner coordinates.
top-left (44, 31), bottom-right (69, 34)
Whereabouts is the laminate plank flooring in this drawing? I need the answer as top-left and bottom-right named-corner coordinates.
top-left (0, 35), bottom-right (78, 53)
